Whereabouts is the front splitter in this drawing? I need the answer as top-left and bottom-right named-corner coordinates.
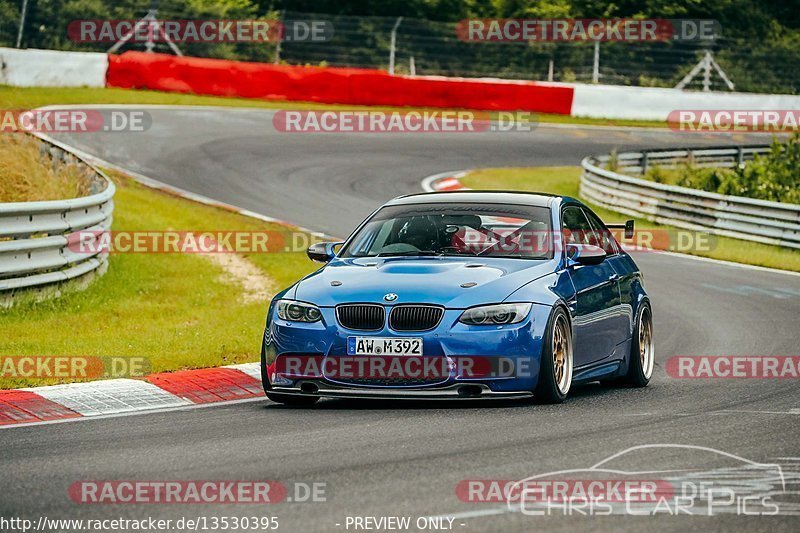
top-left (270, 382), bottom-right (533, 401)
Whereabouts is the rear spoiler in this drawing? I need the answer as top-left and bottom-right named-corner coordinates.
top-left (606, 220), bottom-right (635, 239)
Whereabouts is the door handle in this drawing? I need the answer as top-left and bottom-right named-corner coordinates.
top-left (608, 273), bottom-right (620, 282)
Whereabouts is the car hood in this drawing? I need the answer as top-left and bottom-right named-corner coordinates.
top-left (293, 256), bottom-right (558, 308)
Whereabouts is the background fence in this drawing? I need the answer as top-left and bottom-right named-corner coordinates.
top-left (0, 137), bottom-right (114, 296)
top-left (277, 11), bottom-right (795, 93)
top-left (1, 4), bottom-right (797, 94)
top-left (580, 146), bottom-right (800, 249)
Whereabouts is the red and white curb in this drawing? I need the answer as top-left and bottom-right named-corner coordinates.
top-left (421, 170), bottom-right (470, 193)
top-left (0, 363), bottom-right (264, 428)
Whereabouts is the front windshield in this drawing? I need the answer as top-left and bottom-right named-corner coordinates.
top-left (340, 202), bottom-right (553, 259)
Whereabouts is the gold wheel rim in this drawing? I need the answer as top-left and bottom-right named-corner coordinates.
top-left (639, 309), bottom-right (654, 379)
top-left (553, 315), bottom-right (572, 394)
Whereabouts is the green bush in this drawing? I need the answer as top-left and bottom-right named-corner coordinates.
top-left (645, 165), bottom-right (667, 184)
top-left (676, 134), bottom-right (800, 204)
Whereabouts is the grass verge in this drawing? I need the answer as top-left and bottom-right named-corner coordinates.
top-left (0, 169), bottom-right (319, 389)
top-left (0, 85), bottom-right (666, 129)
top-left (0, 133), bottom-right (93, 202)
top-left (461, 166), bottom-right (800, 272)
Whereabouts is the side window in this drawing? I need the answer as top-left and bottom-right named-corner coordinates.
top-left (561, 206), bottom-right (597, 246)
top-left (582, 208), bottom-right (619, 255)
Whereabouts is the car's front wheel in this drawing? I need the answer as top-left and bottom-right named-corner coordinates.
top-left (534, 306), bottom-right (573, 404)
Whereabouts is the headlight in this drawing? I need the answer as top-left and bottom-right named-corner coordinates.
top-left (276, 300), bottom-right (322, 323)
top-left (459, 303), bottom-right (532, 326)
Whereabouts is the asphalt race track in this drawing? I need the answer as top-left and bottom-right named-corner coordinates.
top-left (3, 108), bottom-right (799, 532)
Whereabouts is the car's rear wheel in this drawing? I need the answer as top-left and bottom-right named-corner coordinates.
top-left (622, 301), bottom-right (654, 387)
top-left (534, 306), bottom-right (573, 404)
top-left (265, 392), bottom-right (319, 407)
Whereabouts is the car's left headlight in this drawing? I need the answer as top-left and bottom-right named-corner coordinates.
top-left (276, 300), bottom-right (322, 323)
top-left (459, 303), bottom-right (532, 326)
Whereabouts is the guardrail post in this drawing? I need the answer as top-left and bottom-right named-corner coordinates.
top-left (737, 146), bottom-right (744, 168)
top-left (641, 151), bottom-right (649, 175)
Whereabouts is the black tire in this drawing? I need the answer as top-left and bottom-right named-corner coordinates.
top-left (622, 301), bottom-right (654, 387)
top-left (265, 392), bottom-right (319, 407)
top-left (534, 306), bottom-right (573, 404)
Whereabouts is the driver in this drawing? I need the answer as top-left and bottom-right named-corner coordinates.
top-left (396, 216), bottom-right (441, 251)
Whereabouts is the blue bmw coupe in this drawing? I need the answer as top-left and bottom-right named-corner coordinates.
top-left (261, 191), bottom-right (653, 406)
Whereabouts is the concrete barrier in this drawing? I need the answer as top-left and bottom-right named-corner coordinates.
top-left (0, 48), bottom-right (107, 87)
top-left (571, 83), bottom-right (800, 121)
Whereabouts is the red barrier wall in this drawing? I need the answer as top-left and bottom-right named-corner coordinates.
top-left (107, 52), bottom-right (574, 114)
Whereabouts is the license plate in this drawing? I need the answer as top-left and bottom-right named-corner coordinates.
top-left (347, 337), bottom-right (422, 356)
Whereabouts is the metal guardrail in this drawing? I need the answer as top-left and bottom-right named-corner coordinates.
top-left (580, 145), bottom-right (800, 249)
top-left (0, 138), bottom-right (115, 294)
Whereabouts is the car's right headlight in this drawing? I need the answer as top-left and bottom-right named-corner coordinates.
top-left (276, 300), bottom-right (322, 323)
top-left (459, 303), bottom-right (532, 326)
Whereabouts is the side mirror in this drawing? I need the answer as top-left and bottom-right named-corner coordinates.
top-left (606, 220), bottom-right (635, 239)
top-left (566, 243), bottom-right (607, 267)
top-left (624, 220), bottom-right (634, 239)
top-left (307, 242), bottom-right (342, 263)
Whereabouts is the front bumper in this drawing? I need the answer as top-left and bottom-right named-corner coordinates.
top-left (263, 303), bottom-right (552, 396)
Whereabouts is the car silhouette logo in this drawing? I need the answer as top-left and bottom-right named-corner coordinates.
top-left (384, 293), bottom-right (398, 302)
